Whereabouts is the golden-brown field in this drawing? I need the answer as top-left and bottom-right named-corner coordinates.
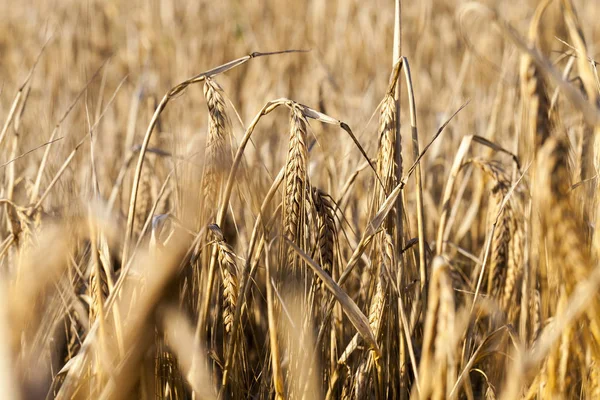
top-left (2, 0), bottom-right (600, 398)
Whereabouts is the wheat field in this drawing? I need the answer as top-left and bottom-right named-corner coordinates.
top-left (1, 0), bottom-right (600, 399)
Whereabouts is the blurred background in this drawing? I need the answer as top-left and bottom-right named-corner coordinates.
top-left (1, 0), bottom-right (598, 213)
top-left (4, 0), bottom-right (597, 207)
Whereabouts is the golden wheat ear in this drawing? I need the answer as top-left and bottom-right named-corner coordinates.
top-left (519, 0), bottom-right (553, 153)
top-left (311, 187), bottom-right (336, 285)
top-left (154, 337), bottom-right (187, 400)
top-left (416, 256), bottom-right (457, 399)
top-left (283, 104), bottom-right (310, 270)
top-left (208, 224), bottom-right (239, 336)
top-left (201, 78), bottom-right (233, 227)
top-left (468, 159), bottom-right (514, 301)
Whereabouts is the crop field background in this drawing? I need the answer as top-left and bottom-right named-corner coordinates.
top-left (1, 0), bottom-right (600, 398)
